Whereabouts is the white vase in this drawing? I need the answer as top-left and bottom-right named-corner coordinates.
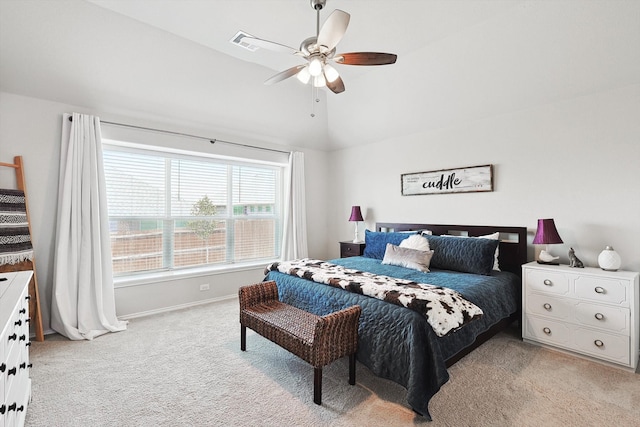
top-left (598, 246), bottom-right (621, 271)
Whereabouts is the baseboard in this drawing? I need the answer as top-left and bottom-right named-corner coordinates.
top-left (118, 294), bottom-right (237, 320)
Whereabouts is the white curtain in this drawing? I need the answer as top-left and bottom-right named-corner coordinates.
top-left (281, 151), bottom-right (308, 260)
top-left (51, 113), bottom-right (127, 340)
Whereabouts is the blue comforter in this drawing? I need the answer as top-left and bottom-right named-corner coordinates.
top-left (264, 256), bottom-right (520, 420)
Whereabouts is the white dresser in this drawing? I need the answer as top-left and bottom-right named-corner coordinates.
top-left (522, 262), bottom-right (639, 371)
top-left (1, 271), bottom-right (33, 427)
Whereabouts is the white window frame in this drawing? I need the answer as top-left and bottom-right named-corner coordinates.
top-left (102, 139), bottom-right (287, 287)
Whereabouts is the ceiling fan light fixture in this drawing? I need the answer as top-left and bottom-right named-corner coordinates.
top-left (308, 56), bottom-right (323, 76)
top-left (296, 66), bottom-right (311, 84)
top-left (323, 63), bottom-right (340, 83)
top-left (313, 74), bottom-right (326, 88)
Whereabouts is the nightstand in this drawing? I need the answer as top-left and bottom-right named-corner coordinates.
top-left (340, 241), bottom-right (365, 258)
top-left (522, 261), bottom-right (639, 371)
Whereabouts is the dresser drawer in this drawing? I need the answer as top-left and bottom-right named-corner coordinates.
top-left (0, 358), bottom-right (4, 420)
top-left (526, 293), bottom-right (572, 321)
top-left (573, 328), bottom-right (630, 365)
top-left (573, 276), bottom-right (628, 306)
top-left (5, 341), bottom-right (21, 402)
top-left (525, 269), bottom-right (569, 296)
top-left (524, 316), bottom-right (571, 347)
top-left (574, 302), bottom-right (629, 334)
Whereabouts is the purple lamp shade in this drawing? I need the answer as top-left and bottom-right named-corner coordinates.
top-left (533, 219), bottom-right (563, 245)
top-left (349, 206), bottom-right (364, 222)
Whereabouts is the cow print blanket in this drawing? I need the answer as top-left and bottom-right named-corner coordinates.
top-left (265, 258), bottom-right (483, 337)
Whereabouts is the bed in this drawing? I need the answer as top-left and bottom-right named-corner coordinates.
top-left (264, 222), bottom-right (527, 420)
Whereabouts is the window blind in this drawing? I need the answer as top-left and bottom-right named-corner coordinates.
top-left (102, 141), bottom-right (284, 277)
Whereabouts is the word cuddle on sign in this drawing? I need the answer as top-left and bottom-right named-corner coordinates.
top-left (401, 165), bottom-right (493, 196)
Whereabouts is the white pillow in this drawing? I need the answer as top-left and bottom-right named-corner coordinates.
top-left (399, 234), bottom-right (430, 251)
top-left (382, 243), bottom-right (434, 272)
top-left (479, 232), bottom-right (500, 271)
top-left (443, 232), bottom-right (500, 271)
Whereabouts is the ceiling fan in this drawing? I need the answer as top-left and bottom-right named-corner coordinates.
top-left (236, 0), bottom-right (397, 94)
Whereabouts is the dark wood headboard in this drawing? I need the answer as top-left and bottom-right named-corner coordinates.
top-left (375, 222), bottom-right (528, 277)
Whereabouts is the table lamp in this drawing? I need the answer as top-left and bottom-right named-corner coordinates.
top-left (349, 206), bottom-right (364, 243)
top-left (533, 218), bottom-right (563, 265)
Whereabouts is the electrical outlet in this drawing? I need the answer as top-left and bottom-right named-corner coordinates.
top-left (199, 283), bottom-right (210, 291)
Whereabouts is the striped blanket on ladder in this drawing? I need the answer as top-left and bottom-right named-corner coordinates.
top-left (0, 188), bottom-right (33, 265)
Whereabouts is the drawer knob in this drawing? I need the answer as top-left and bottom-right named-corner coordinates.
top-left (8, 367), bottom-right (17, 376)
top-left (594, 312), bottom-right (605, 321)
top-left (594, 286), bottom-right (606, 294)
top-left (14, 319), bottom-right (22, 326)
top-left (543, 327), bottom-right (552, 335)
top-left (25, 295), bottom-right (31, 300)
top-left (0, 363), bottom-right (5, 372)
top-left (8, 403), bottom-right (16, 412)
top-left (0, 404), bottom-right (5, 414)
top-left (543, 279), bottom-right (553, 286)
top-left (8, 333), bottom-right (17, 341)
top-left (594, 340), bottom-right (604, 348)
top-left (19, 308), bottom-right (26, 314)
top-left (543, 303), bottom-right (552, 311)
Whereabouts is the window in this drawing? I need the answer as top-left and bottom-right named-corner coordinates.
top-left (102, 142), bottom-right (284, 277)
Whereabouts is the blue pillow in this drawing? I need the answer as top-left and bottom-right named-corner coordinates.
top-left (424, 235), bottom-right (499, 275)
top-left (363, 230), bottom-right (417, 260)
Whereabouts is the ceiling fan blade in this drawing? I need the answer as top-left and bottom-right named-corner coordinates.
top-left (334, 52), bottom-right (398, 66)
top-left (264, 65), bottom-right (306, 85)
top-left (317, 9), bottom-right (350, 51)
top-left (325, 74), bottom-right (345, 94)
top-left (241, 36), bottom-right (300, 55)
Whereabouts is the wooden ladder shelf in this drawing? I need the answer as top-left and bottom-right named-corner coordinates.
top-left (0, 156), bottom-right (45, 341)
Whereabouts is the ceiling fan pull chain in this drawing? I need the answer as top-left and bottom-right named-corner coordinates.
top-left (310, 86), bottom-right (315, 117)
top-left (310, 85), bottom-right (321, 118)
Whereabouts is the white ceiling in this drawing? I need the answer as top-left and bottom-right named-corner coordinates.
top-left (87, 0), bottom-right (522, 78)
top-left (1, 1), bottom-right (638, 151)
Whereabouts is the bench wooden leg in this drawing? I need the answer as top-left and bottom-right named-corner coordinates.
top-left (349, 353), bottom-right (356, 385)
top-left (241, 325), bottom-right (246, 351)
top-left (314, 367), bottom-right (322, 405)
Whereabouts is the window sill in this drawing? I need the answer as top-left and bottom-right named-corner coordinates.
top-left (113, 260), bottom-right (274, 289)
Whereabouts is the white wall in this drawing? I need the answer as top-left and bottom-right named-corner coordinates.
top-left (0, 92), bottom-right (330, 330)
top-left (328, 84), bottom-right (640, 272)
top-left (1, 0), bottom-right (638, 334)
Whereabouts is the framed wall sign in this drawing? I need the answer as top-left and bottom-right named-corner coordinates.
top-left (401, 164), bottom-right (493, 196)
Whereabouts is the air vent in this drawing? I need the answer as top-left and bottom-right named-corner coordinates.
top-left (230, 31), bottom-right (259, 52)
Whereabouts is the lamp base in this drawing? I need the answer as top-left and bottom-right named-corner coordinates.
top-left (353, 222), bottom-right (359, 244)
top-left (537, 260), bottom-right (559, 265)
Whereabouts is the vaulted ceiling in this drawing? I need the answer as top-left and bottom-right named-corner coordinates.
top-left (1, 1), bottom-right (637, 151)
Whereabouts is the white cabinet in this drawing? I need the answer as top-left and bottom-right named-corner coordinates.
top-left (522, 262), bottom-right (639, 370)
top-left (1, 271), bottom-right (33, 427)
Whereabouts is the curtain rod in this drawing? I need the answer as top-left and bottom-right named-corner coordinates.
top-left (67, 116), bottom-right (291, 155)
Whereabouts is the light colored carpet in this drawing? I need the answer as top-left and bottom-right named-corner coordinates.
top-left (25, 298), bottom-right (639, 427)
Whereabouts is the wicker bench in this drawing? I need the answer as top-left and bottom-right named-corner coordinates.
top-left (239, 281), bottom-right (361, 405)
